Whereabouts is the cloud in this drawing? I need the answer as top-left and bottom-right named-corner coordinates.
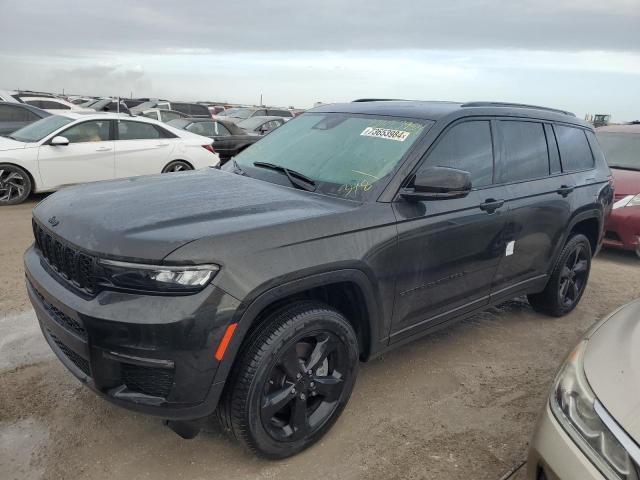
top-left (0, 0), bottom-right (638, 55)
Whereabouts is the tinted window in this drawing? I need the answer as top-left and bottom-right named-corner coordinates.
top-left (142, 111), bottom-right (159, 120)
top-left (253, 110), bottom-right (267, 117)
top-left (555, 125), bottom-right (594, 171)
top-left (170, 103), bottom-right (190, 115)
top-left (212, 122), bottom-right (231, 136)
top-left (0, 105), bottom-right (39, 122)
top-left (61, 120), bottom-right (111, 143)
top-left (189, 104), bottom-right (210, 117)
top-left (497, 121), bottom-right (549, 183)
top-left (423, 120), bottom-right (494, 187)
top-left (118, 121), bottom-right (168, 140)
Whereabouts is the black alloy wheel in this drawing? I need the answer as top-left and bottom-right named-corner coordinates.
top-left (557, 242), bottom-right (589, 308)
top-left (260, 331), bottom-right (348, 442)
top-left (528, 233), bottom-right (592, 316)
top-left (0, 164), bottom-right (32, 205)
top-left (218, 302), bottom-right (359, 458)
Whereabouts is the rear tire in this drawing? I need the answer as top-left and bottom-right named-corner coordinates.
top-left (217, 301), bottom-right (359, 459)
top-left (527, 234), bottom-right (592, 316)
top-left (0, 164), bottom-right (32, 205)
top-left (162, 160), bottom-right (193, 173)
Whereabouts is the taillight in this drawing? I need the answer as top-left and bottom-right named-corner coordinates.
top-left (202, 144), bottom-right (216, 154)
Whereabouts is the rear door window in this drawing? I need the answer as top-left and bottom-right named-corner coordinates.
top-left (0, 105), bottom-right (39, 121)
top-left (555, 125), bottom-right (594, 171)
top-left (423, 120), bottom-right (494, 188)
top-left (186, 121), bottom-right (216, 137)
top-left (497, 120), bottom-right (549, 183)
top-left (118, 121), bottom-right (173, 140)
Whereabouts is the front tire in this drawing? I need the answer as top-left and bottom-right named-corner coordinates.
top-left (0, 164), bottom-right (32, 205)
top-left (528, 233), bottom-right (592, 316)
top-left (162, 160), bottom-right (193, 173)
top-left (218, 301), bottom-right (359, 459)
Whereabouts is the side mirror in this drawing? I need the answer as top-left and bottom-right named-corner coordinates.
top-left (401, 166), bottom-right (472, 201)
top-left (50, 136), bottom-right (69, 146)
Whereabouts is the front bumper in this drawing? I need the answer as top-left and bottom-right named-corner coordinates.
top-left (603, 206), bottom-right (640, 253)
top-left (24, 246), bottom-right (240, 420)
top-left (527, 404), bottom-right (605, 480)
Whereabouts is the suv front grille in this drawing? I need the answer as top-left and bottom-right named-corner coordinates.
top-left (33, 221), bottom-right (98, 294)
top-left (121, 364), bottom-right (175, 398)
top-left (32, 286), bottom-right (87, 339)
top-left (48, 329), bottom-right (91, 377)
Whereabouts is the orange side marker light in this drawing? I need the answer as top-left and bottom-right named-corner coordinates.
top-left (215, 323), bottom-right (238, 361)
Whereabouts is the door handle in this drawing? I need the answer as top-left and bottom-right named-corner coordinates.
top-left (557, 185), bottom-right (574, 197)
top-left (155, 143), bottom-right (170, 147)
top-left (95, 147), bottom-right (112, 152)
top-left (480, 199), bottom-right (505, 213)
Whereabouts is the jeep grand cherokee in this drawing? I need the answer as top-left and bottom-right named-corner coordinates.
top-left (25, 100), bottom-right (613, 458)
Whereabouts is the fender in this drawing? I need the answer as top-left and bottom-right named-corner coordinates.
top-left (211, 268), bottom-right (384, 387)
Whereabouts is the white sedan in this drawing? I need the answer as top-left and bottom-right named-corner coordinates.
top-left (0, 112), bottom-right (220, 205)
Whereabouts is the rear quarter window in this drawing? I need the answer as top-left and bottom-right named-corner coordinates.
top-left (555, 125), bottom-right (594, 171)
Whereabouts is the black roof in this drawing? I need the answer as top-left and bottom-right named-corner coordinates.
top-left (311, 100), bottom-right (587, 126)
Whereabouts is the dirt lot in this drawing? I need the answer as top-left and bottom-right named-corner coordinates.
top-left (1, 196), bottom-right (639, 480)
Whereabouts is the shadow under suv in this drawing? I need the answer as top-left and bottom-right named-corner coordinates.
top-left (25, 100), bottom-right (613, 458)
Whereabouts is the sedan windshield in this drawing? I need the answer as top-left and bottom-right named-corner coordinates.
top-left (597, 132), bottom-right (640, 170)
top-left (230, 112), bottom-right (430, 200)
top-left (9, 115), bottom-right (74, 142)
top-left (229, 108), bottom-right (254, 120)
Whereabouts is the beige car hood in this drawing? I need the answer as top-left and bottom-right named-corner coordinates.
top-left (584, 299), bottom-right (640, 441)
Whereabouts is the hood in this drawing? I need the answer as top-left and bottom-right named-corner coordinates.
top-left (584, 299), bottom-right (640, 441)
top-left (33, 169), bottom-right (353, 261)
top-left (0, 136), bottom-right (27, 151)
top-left (611, 168), bottom-right (640, 198)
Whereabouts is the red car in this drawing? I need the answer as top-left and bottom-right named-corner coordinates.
top-left (597, 123), bottom-right (640, 257)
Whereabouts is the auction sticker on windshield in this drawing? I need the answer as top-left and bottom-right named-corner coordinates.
top-left (360, 127), bottom-right (411, 142)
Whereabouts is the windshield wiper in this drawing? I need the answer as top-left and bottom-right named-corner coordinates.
top-left (253, 162), bottom-right (316, 192)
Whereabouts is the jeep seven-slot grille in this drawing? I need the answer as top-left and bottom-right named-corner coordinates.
top-left (48, 330), bottom-right (91, 377)
top-left (33, 221), bottom-right (98, 294)
top-left (32, 286), bottom-right (87, 339)
top-left (121, 364), bottom-right (175, 398)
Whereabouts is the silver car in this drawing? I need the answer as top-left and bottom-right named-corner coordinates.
top-left (528, 298), bottom-right (640, 479)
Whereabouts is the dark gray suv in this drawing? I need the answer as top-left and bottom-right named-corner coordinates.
top-left (25, 100), bottom-right (613, 458)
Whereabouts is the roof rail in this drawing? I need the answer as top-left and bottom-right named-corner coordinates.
top-left (351, 98), bottom-right (404, 102)
top-left (461, 101), bottom-right (575, 117)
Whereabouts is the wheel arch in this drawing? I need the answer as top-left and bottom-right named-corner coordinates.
top-left (212, 269), bottom-right (383, 387)
top-left (567, 210), bottom-right (602, 256)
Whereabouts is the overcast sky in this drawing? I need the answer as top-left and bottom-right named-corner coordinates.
top-left (1, 0), bottom-right (638, 120)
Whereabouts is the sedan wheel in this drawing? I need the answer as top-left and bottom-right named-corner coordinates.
top-left (0, 165), bottom-right (32, 205)
top-left (162, 161), bottom-right (193, 173)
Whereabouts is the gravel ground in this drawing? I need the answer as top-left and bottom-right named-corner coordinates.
top-left (1, 196), bottom-right (638, 480)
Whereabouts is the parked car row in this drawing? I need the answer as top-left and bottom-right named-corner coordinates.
top-left (0, 112), bottom-right (219, 205)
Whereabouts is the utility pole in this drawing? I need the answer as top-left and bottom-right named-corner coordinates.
top-left (260, 93), bottom-right (263, 106)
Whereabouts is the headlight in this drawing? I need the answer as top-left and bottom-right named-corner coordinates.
top-left (613, 194), bottom-right (640, 209)
top-left (99, 259), bottom-right (219, 293)
top-left (551, 340), bottom-right (639, 479)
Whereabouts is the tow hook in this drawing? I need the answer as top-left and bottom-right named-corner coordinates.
top-left (164, 418), bottom-right (205, 439)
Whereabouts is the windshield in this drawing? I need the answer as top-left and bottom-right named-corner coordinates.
top-left (596, 132), bottom-right (640, 170)
top-left (229, 112), bottom-right (430, 200)
top-left (238, 117), bottom-right (268, 130)
top-left (229, 108), bottom-right (254, 120)
top-left (9, 115), bottom-right (74, 142)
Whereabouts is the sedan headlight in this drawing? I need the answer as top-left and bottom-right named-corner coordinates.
top-left (99, 259), bottom-right (219, 293)
top-left (551, 339), bottom-right (639, 479)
